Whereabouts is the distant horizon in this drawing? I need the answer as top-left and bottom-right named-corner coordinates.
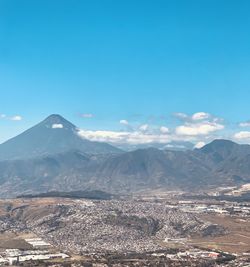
top-left (0, 113), bottom-right (249, 150)
top-left (1, 1), bottom-right (250, 146)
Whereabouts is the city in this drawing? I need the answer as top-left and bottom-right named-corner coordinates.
top-left (0, 187), bottom-right (249, 266)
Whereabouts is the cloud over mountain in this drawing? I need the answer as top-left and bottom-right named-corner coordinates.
top-left (176, 121), bottom-right (224, 136)
top-left (191, 112), bottom-right (210, 121)
top-left (120, 120), bottom-right (129, 125)
top-left (77, 112), bottom-right (226, 146)
top-left (239, 121), bottom-right (250, 127)
top-left (234, 131), bottom-right (250, 140)
top-left (1, 111), bottom-right (249, 148)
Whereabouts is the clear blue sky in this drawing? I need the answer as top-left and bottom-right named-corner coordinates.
top-left (1, 0), bottom-right (250, 145)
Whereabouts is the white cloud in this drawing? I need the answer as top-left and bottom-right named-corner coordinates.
top-left (174, 112), bottom-right (218, 123)
top-left (176, 122), bottom-right (224, 136)
top-left (75, 112), bottom-right (227, 145)
top-left (174, 112), bottom-right (223, 137)
top-left (194, 141), bottom-right (206, 149)
top-left (52, 123), bottom-right (64, 129)
top-left (139, 124), bottom-right (149, 132)
top-left (160, 126), bottom-right (169, 134)
top-left (239, 121), bottom-right (250, 127)
top-left (10, 115), bottom-right (22, 121)
top-left (174, 112), bottom-right (188, 120)
top-left (120, 119), bottom-right (129, 125)
top-left (77, 129), bottom-right (174, 144)
top-left (192, 112), bottom-right (210, 121)
top-left (164, 143), bottom-right (186, 149)
top-left (0, 114), bottom-right (6, 118)
top-left (80, 113), bottom-right (94, 118)
top-left (234, 131), bottom-right (250, 140)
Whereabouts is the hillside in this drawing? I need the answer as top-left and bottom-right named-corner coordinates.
top-left (1, 139), bottom-right (250, 197)
top-left (0, 114), bottom-right (122, 161)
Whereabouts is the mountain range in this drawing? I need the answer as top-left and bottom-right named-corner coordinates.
top-left (0, 114), bottom-right (250, 197)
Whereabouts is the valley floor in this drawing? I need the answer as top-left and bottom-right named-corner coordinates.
top-left (0, 193), bottom-right (249, 266)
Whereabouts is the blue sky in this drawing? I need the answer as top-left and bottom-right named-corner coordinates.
top-left (1, 0), bottom-right (250, 146)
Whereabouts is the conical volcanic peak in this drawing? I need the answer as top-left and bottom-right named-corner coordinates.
top-left (0, 114), bottom-right (122, 160)
top-left (41, 114), bottom-right (77, 131)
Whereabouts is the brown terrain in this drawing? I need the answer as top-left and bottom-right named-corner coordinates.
top-left (189, 214), bottom-right (250, 254)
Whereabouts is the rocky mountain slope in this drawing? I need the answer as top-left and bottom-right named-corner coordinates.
top-left (0, 115), bottom-right (250, 197)
top-left (0, 114), bottom-right (122, 161)
top-left (0, 140), bottom-right (250, 197)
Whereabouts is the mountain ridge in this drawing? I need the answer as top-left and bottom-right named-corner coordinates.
top-left (0, 115), bottom-right (250, 197)
top-left (0, 114), bottom-right (122, 161)
top-left (0, 139), bottom-right (250, 197)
